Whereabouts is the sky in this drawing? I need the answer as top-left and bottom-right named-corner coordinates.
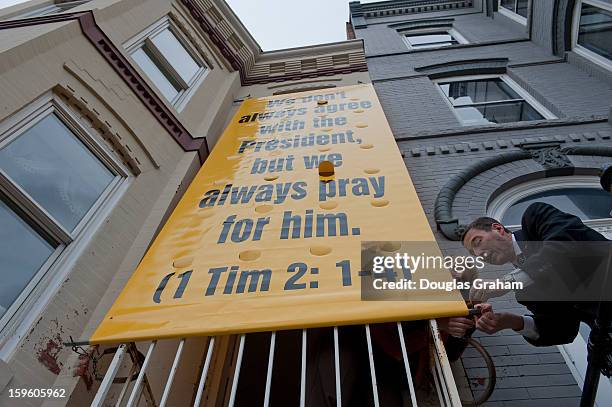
top-left (226, 0), bottom-right (352, 51)
top-left (0, 0), bottom-right (24, 8)
top-left (0, 0), bottom-right (370, 51)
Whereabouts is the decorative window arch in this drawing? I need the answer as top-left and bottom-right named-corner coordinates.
top-left (487, 175), bottom-right (612, 236)
top-left (433, 144), bottom-right (612, 240)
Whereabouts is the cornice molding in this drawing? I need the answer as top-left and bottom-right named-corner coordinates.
top-left (180, 0), bottom-right (368, 85)
top-left (350, 0), bottom-right (474, 27)
top-left (257, 40), bottom-right (367, 61)
top-left (406, 130), bottom-right (612, 157)
top-left (179, 0), bottom-right (247, 77)
top-left (363, 0), bottom-right (468, 12)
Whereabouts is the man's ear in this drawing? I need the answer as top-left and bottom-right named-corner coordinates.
top-left (491, 223), bottom-right (506, 235)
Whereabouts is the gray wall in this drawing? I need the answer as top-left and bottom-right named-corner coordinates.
top-left (353, 0), bottom-right (612, 404)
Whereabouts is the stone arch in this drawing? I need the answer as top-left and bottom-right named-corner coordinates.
top-left (434, 144), bottom-right (612, 240)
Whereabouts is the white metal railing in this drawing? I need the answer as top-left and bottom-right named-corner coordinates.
top-left (300, 329), bottom-right (307, 407)
top-left (364, 324), bottom-right (381, 407)
top-left (160, 339), bottom-right (185, 407)
top-left (192, 337), bottom-right (214, 407)
top-left (90, 321), bottom-right (460, 406)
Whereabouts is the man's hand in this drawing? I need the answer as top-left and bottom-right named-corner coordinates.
top-left (475, 304), bottom-right (524, 335)
top-left (451, 267), bottom-right (479, 286)
top-left (438, 317), bottom-right (475, 338)
top-left (469, 279), bottom-right (511, 302)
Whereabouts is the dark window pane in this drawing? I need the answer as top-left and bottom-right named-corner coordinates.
top-left (150, 29), bottom-right (200, 84)
top-left (440, 79), bottom-right (521, 106)
top-left (500, 0), bottom-right (516, 12)
top-left (0, 114), bottom-right (114, 231)
top-left (455, 100), bottom-right (543, 125)
top-left (132, 47), bottom-right (180, 101)
top-left (501, 188), bottom-right (612, 225)
top-left (516, 0), bottom-right (529, 18)
top-left (0, 199), bottom-right (55, 318)
top-left (578, 4), bottom-right (612, 61)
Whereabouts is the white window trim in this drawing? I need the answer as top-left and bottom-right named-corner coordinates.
top-left (487, 175), bottom-right (612, 230)
top-left (125, 16), bottom-right (209, 112)
top-left (497, 0), bottom-right (529, 25)
top-left (434, 74), bottom-right (557, 126)
top-left (571, 0), bottom-right (612, 72)
top-left (402, 27), bottom-right (469, 50)
top-left (0, 93), bottom-right (131, 358)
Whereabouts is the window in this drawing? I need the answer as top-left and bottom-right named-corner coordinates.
top-left (498, 0), bottom-right (529, 24)
top-left (0, 97), bottom-right (126, 331)
top-left (500, 187), bottom-right (612, 225)
top-left (572, 0), bottom-right (612, 71)
top-left (403, 28), bottom-right (468, 50)
top-left (488, 176), bottom-right (612, 234)
top-left (436, 75), bottom-right (555, 126)
top-left (126, 17), bottom-right (208, 110)
top-left (0, 199), bottom-right (57, 320)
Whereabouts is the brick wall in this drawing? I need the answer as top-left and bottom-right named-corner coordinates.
top-left (354, 0), bottom-right (612, 404)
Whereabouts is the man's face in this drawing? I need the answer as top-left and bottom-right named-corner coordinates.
top-left (462, 224), bottom-right (515, 265)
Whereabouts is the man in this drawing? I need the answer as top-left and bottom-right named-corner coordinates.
top-left (437, 266), bottom-right (478, 338)
top-left (461, 202), bottom-right (609, 346)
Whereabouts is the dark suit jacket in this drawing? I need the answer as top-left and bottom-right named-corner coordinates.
top-left (513, 202), bottom-right (609, 346)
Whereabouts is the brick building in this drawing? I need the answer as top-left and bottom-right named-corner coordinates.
top-left (349, 0), bottom-right (612, 405)
top-left (0, 0), bottom-right (610, 406)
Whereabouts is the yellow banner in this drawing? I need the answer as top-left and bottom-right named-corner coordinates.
top-left (90, 84), bottom-right (467, 344)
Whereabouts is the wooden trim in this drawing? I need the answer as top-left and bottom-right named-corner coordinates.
top-left (0, 11), bottom-right (209, 164)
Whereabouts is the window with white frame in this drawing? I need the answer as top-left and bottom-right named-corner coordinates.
top-left (403, 27), bottom-right (468, 50)
top-left (0, 97), bottom-right (127, 331)
top-left (436, 75), bottom-right (556, 126)
top-left (126, 17), bottom-right (209, 110)
top-left (572, 0), bottom-right (612, 71)
top-left (498, 0), bottom-right (529, 24)
top-left (488, 176), bottom-right (612, 236)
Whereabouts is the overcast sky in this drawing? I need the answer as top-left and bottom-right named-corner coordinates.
top-left (226, 0), bottom-right (353, 50)
top-left (0, 0), bottom-right (23, 8)
top-left (0, 0), bottom-right (372, 51)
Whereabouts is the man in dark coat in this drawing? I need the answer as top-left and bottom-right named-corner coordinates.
top-left (461, 202), bottom-right (610, 346)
